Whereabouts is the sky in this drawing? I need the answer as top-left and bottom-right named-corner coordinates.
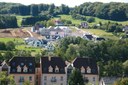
top-left (0, 0), bottom-right (128, 7)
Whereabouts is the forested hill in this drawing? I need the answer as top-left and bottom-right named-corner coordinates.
top-left (71, 2), bottom-right (128, 21)
top-left (0, 2), bottom-right (70, 16)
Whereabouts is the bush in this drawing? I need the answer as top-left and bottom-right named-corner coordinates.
top-left (87, 17), bottom-right (95, 23)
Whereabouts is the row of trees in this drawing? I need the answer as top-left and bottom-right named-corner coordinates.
top-left (70, 2), bottom-right (128, 21)
top-left (0, 15), bottom-right (18, 29)
top-left (93, 21), bottom-right (123, 33)
top-left (0, 2), bottom-right (70, 16)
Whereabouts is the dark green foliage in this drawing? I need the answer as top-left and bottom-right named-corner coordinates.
top-left (71, 14), bottom-right (86, 21)
top-left (6, 41), bottom-right (15, 51)
top-left (68, 69), bottom-right (84, 85)
top-left (0, 15), bottom-right (18, 29)
top-left (0, 42), bottom-right (6, 50)
top-left (114, 78), bottom-right (128, 85)
top-left (30, 4), bottom-right (38, 16)
top-left (87, 17), bottom-right (95, 23)
top-left (21, 16), bottom-right (49, 26)
top-left (0, 2), bottom-right (70, 17)
top-left (71, 2), bottom-right (128, 21)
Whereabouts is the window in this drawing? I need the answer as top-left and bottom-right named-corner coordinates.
top-left (29, 76), bottom-right (32, 81)
top-left (20, 76), bottom-right (24, 81)
top-left (55, 66), bottom-right (59, 73)
top-left (87, 66), bottom-right (91, 73)
top-left (81, 66), bottom-right (85, 74)
top-left (44, 82), bottom-right (46, 85)
top-left (60, 76), bottom-right (63, 81)
top-left (44, 76), bottom-right (47, 81)
top-left (17, 66), bottom-right (21, 72)
top-left (49, 66), bottom-right (53, 72)
top-left (23, 65), bottom-right (28, 72)
top-left (93, 77), bottom-right (95, 81)
top-left (12, 69), bottom-right (15, 72)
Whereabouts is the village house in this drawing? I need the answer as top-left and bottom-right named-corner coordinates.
top-left (28, 39), bottom-right (44, 47)
top-left (83, 34), bottom-right (94, 40)
top-left (9, 57), bottom-right (36, 85)
top-left (40, 57), bottom-right (67, 85)
top-left (80, 22), bottom-right (89, 28)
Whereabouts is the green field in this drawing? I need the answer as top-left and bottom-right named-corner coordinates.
top-left (55, 14), bottom-right (128, 26)
top-left (0, 38), bottom-right (24, 43)
top-left (83, 29), bottom-right (119, 40)
top-left (0, 38), bottom-right (42, 55)
top-left (16, 15), bottom-right (31, 27)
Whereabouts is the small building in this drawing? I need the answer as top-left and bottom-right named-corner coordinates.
top-left (55, 20), bottom-right (64, 26)
top-left (123, 25), bottom-right (128, 32)
top-left (28, 39), bottom-right (43, 47)
top-left (24, 37), bottom-right (37, 44)
top-left (41, 57), bottom-right (67, 85)
top-left (80, 22), bottom-right (88, 28)
top-left (46, 41), bottom-right (55, 51)
top-left (9, 57), bottom-right (36, 85)
top-left (83, 34), bottom-right (94, 40)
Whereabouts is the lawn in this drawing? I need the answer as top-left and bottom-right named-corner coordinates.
top-left (0, 38), bottom-right (24, 43)
top-left (83, 29), bottom-right (119, 40)
top-left (54, 15), bottom-right (82, 25)
top-left (16, 15), bottom-right (31, 27)
top-left (0, 37), bottom-right (42, 55)
top-left (55, 14), bottom-right (128, 26)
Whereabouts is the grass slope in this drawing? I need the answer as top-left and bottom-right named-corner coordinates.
top-left (55, 14), bottom-right (128, 26)
top-left (16, 15), bottom-right (31, 27)
top-left (83, 29), bottom-right (119, 40)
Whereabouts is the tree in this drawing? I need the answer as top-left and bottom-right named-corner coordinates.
top-left (0, 72), bottom-right (16, 85)
top-left (0, 42), bottom-right (6, 50)
top-left (68, 69), bottom-right (84, 85)
top-left (114, 78), bottom-right (128, 85)
top-left (23, 81), bottom-right (30, 85)
top-left (6, 41), bottom-right (15, 51)
top-left (123, 60), bottom-right (128, 76)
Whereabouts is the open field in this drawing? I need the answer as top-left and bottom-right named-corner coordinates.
top-left (55, 14), bottom-right (128, 26)
top-left (0, 37), bottom-right (24, 43)
top-left (83, 29), bottom-right (119, 40)
top-left (16, 15), bottom-right (31, 27)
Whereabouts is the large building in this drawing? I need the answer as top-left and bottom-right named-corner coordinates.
top-left (41, 57), bottom-right (67, 85)
top-left (0, 57), bottom-right (99, 85)
top-left (72, 57), bottom-right (99, 85)
top-left (9, 57), bottom-right (36, 85)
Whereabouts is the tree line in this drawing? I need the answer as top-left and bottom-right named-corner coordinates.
top-left (70, 2), bottom-right (128, 21)
top-left (0, 15), bottom-right (18, 29)
top-left (0, 2), bottom-right (70, 16)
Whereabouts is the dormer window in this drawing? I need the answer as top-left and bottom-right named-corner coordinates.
top-left (17, 65), bottom-right (21, 72)
top-left (55, 66), bottom-right (59, 73)
top-left (49, 66), bottom-right (53, 72)
top-left (81, 66), bottom-right (85, 73)
top-left (87, 66), bottom-right (91, 73)
top-left (23, 65), bottom-right (28, 72)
